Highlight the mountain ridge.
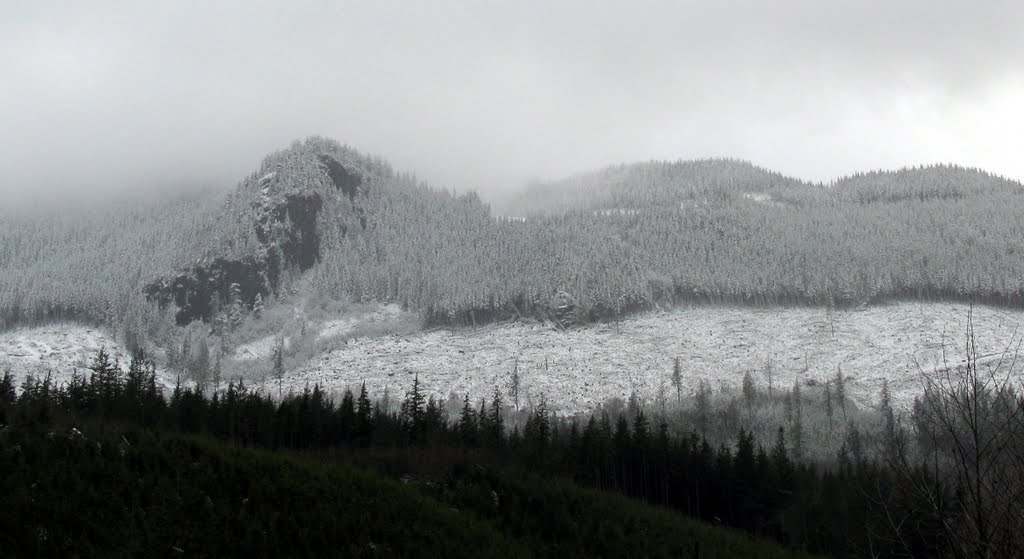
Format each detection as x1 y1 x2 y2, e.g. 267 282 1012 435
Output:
499 158 1024 216
3 135 1024 348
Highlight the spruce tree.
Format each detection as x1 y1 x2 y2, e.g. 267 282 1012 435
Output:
355 382 373 446
0 369 16 422
228 283 245 330
272 337 285 399
339 389 356 442
489 388 505 446
742 371 757 408
671 357 682 405
179 333 192 386
834 367 847 420
509 357 521 411
458 393 477 446
879 379 898 463
401 375 426 444
193 339 211 393
695 379 711 435
212 350 223 394
253 293 264 319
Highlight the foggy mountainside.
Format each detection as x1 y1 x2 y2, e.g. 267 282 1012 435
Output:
2 136 1023 346
9 2 1024 557
3 139 1024 559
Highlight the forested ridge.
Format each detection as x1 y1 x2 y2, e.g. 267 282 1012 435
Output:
2 137 1023 343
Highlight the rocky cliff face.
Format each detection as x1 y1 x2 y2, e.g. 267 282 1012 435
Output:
145 139 371 325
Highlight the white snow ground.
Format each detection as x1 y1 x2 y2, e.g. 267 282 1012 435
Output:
280 302 1024 415
0 323 179 391
2 303 1021 416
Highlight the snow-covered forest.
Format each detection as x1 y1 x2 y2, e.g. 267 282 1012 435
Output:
2 137 1023 345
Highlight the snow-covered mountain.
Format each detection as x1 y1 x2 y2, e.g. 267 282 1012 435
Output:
3 137 1024 410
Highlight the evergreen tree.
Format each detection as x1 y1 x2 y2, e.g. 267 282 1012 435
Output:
458 393 477 446
355 382 373 446
272 337 286 399
655 379 668 420
695 379 711 434
509 357 521 411
489 389 505 446
339 389 356 442
193 338 211 393
742 371 757 408
671 357 682 405
253 292 264 319
835 367 847 420
633 406 649 447
89 347 120 413
790 381 803 462
179 333 192 385
227 283 245 330
212 350 223 394
879 379 898 464
770 427 791 484
0 369 15 406
477 398 492 444
401 375 426 444
627 389 641 422
0 369 15 423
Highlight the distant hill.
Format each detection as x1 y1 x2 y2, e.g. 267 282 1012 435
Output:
499 158 809 215
3 137 1024 357
830 164 1023 203
500 159 1022 215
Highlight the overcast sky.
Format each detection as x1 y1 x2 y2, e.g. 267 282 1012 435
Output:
2 1 1023 203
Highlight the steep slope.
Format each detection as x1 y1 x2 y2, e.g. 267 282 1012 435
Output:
4 139 1024 359
144 137 388 325
0 190 223 332
0 137 396 336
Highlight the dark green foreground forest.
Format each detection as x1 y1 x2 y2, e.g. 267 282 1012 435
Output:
0 371 812 558
1 427 820 558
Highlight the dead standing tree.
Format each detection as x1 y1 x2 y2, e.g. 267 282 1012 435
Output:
885 306 1024 558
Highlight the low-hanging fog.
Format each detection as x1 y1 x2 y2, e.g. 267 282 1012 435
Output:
2 0 1023 205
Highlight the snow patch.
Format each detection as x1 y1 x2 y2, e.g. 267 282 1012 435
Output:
0 323 178 392
317 304 402 341
233 334 283 362
742 192 784 207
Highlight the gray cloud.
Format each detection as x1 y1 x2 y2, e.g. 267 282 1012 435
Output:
2 0 1023 204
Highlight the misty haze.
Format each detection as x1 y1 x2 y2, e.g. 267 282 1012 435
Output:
2 2 1024 558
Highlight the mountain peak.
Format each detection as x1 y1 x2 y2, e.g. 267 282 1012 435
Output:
145 137 387 325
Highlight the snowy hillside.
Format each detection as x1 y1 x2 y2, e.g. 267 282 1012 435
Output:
265 302 1024 415
4 303 1021 417
0 324 179 391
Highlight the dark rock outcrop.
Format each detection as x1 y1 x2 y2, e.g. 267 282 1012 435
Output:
146 186 326 325
318 154 362 199
145 256 269 326
255 191 323 272
144 142 371 326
